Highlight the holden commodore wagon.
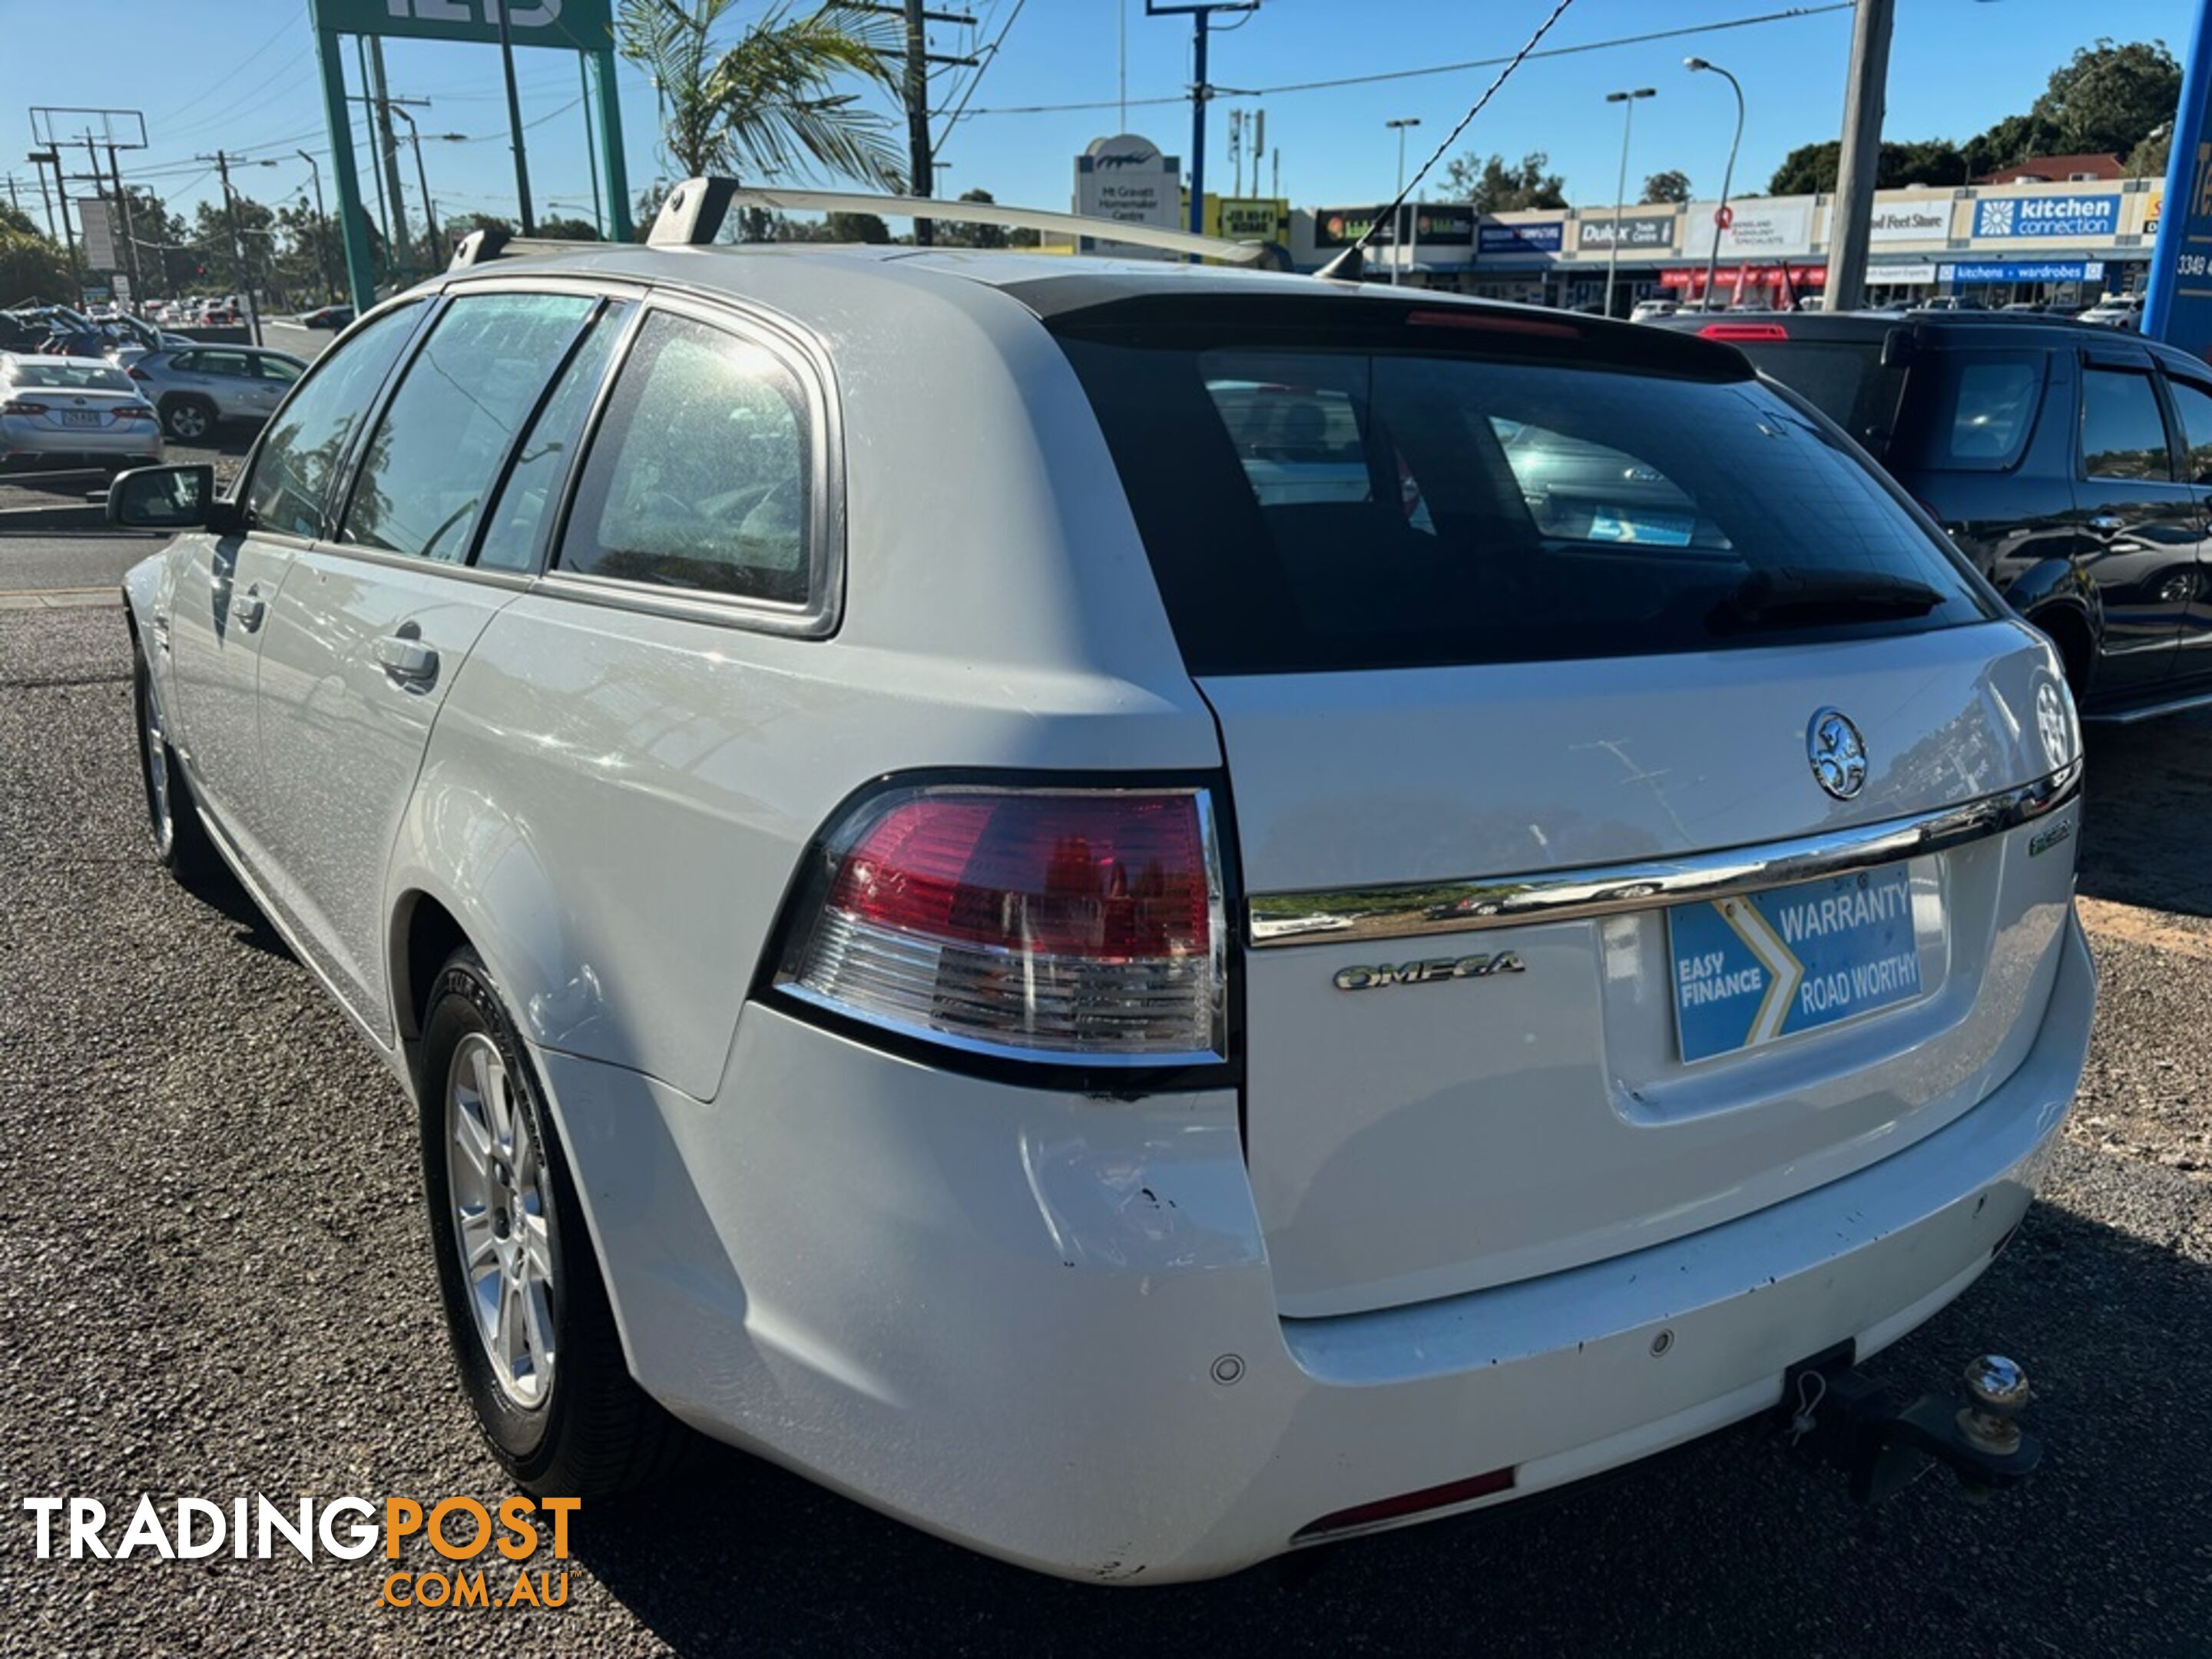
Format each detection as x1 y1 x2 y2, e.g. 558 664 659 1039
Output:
111 184 2093 1582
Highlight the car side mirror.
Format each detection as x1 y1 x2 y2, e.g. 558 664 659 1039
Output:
108 463 232 531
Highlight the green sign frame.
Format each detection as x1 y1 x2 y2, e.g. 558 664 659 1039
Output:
309 0 631 310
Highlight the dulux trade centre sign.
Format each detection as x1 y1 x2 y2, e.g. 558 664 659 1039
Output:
307 0 631 309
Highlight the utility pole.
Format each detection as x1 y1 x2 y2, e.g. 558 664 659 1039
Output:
387 106 447 271
494 0 536 234
104 143 147 308
299 150 335 303
1385 118 1419 286
365 39 413 273
1145 2 1259 240
1824 0 1896 314
903 0 934 243
27 147 81 300
201 151 263 345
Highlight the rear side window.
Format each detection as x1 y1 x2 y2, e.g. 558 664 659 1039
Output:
247 301 426 538
475 303 630 572
556 310 815 607
2081 366 2174 481
1892 350 2047 472
339 291 594 563
1058 333 1991 675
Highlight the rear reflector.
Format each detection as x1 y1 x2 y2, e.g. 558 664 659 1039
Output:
1293 1465 1518 1541
779 785 1225 1063
1698 323 1790 341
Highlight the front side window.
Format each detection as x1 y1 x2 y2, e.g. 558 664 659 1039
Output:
339 291 595 563
556 310 813 605
245 301 426 538
2081 366 2174 482
256 354 303 386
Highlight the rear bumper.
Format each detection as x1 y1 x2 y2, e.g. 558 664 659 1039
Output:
535 909 2092 1583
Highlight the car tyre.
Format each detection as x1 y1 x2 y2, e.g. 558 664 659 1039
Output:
161 396 214 442
419 948 686 1498
132 638 218 886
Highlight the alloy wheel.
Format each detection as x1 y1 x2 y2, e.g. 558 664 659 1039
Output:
445 1031 557 1410
167 402 209 440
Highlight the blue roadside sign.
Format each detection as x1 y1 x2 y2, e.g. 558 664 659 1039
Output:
2143 2 2212 356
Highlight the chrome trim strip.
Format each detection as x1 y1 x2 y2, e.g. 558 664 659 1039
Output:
1246 761 2082 948
2083 687 2212 725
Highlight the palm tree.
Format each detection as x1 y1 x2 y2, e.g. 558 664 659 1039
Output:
619 0 906 193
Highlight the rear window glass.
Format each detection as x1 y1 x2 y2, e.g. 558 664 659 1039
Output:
1893 349 2048 472
1057 335 1991 675
1729 339 1906 455
8 361 132 393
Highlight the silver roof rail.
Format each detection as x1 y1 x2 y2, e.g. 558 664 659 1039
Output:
647 178 1286 267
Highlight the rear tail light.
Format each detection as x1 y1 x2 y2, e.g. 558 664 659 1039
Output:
1698 322 1790 341
127 366 151 380
1 400 49 416
776 784 1225 1063
116 404 157 422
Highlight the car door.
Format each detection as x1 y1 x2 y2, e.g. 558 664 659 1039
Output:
2157 366 2212 682
244 351 302 421
251 286 614 1040
2073 346 2197 696
164 303 430 858
185 349 258 420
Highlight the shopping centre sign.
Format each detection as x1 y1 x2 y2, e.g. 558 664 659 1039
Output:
1972 193 2120 241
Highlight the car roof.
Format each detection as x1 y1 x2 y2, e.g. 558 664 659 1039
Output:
1651 306 2197 367
426 240 1750 379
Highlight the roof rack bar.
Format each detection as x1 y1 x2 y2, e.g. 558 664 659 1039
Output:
645 177 1280 267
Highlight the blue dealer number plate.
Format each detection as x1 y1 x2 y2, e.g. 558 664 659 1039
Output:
1668 865 1925 1063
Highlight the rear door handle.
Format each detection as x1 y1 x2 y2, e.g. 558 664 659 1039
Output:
233 584 267 631
2087 513 2127 533
374 634 439 687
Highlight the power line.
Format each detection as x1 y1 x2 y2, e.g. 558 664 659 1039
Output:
959 2 1852 114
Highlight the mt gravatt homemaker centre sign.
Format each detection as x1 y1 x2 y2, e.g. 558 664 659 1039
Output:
1076 134 1181 260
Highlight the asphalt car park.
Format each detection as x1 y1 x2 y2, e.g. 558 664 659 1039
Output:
0 572 2205 1653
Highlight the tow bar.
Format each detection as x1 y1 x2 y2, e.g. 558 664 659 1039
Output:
1777 1346 2040 1503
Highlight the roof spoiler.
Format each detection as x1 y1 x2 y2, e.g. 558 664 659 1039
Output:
646 179 1293 270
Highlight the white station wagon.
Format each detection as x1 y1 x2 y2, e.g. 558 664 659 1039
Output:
114 184 2092 1581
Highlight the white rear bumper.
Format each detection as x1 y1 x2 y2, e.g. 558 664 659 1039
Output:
535 910 2092 1583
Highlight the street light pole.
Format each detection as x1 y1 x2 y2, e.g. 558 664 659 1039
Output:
297 151 334 304
1604 88 1655 319
1686 57 1745 310
1386 117 1420 286
387 106 445 272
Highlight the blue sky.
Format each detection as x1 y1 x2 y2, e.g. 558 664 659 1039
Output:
0 0 2192 239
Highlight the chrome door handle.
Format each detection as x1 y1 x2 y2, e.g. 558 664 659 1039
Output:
374 635 439 687
2087 513 2126 533
233 585 267 631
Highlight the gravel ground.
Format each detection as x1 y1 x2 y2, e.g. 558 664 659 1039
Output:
0 604 2207 1657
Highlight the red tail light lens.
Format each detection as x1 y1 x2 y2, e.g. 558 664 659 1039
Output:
115 404 157 422
127 366 151 379
1698 322 1790 341
780 786 1224 1061
1 400 50 416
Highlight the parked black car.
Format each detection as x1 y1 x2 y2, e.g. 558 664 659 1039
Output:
1661 310 2212 718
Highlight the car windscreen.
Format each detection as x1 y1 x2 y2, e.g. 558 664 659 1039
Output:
6 362 134 393
1054 329 1992 676
1724 339 1906 458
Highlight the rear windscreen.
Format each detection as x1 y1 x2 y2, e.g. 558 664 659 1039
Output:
1727 339 1906 455
1056 334 1992 675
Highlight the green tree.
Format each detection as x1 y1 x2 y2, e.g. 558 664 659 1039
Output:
536 215 603 240
938 186 1007 249
1440 150 1567 212
618 0 905 190
1639 169 1690 204
823 209 889 243
2127 126 2173 177
1767 137 1969 194
2031 38 2181 155
0 215 71 303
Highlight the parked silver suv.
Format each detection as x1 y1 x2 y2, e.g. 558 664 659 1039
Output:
126 346 307 441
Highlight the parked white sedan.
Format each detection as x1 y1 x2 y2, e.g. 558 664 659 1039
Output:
113 187 2093 1582
0 353 163 475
